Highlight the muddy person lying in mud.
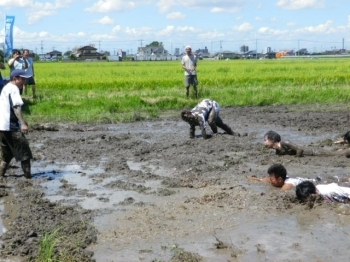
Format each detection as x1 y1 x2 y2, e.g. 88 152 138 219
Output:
264 130 350 157
181 98 239 139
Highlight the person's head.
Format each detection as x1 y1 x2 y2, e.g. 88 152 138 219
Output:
264 130 281 148
12 50 21 59
343 131 350 144
181 110 198 125
185 46 192 55
296 181 317 202
10 69 31 88
267 164 287 187
23 49 30 58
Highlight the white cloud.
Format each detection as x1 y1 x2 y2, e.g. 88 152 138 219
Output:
0 0 32 7
157 26 175 36
258 27 288 35
176 26 197 32
211 7 241 13
28 10 56 24
85 0 136 13
166 12 185 19
124 26 154 36
233 22 253 32
255 16 263 21
157 0 175 13
112 25 122 34
95 16 114 25
77 32 86 37
294 20 334 34
198 31 225 40
276 0 325 10
287 22 296 27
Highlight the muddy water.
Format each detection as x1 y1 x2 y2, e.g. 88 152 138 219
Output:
1 104 350 261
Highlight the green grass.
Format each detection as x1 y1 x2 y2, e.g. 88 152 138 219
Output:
16 58 350 123
35 228 60 262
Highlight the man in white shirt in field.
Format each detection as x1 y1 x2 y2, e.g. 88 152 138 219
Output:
0 69 33 179
181 46 198 98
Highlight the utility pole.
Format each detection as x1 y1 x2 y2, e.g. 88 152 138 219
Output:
256 39 258 59
41 41 43 56
98 41 101 52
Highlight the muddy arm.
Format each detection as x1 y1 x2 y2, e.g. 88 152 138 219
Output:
13 106 28 134
282 141 304 157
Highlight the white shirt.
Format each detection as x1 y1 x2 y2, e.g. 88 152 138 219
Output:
181 54 198 75
316 183 350 199
8 58 25 71
0 82 23 131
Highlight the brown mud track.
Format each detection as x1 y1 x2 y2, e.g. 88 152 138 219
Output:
1 103 350 262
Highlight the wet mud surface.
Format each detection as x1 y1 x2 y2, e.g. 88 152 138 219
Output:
1 103 350 261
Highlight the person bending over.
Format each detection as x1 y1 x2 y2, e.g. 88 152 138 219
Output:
181 99 237 139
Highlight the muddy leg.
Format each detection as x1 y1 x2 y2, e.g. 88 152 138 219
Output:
21 159 31 179
216 116 239 136
194 85 198 98
186 86 190 98
208 107 218 134
190 125 195 139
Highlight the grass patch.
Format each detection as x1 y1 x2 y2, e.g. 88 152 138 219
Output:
18 59 350 123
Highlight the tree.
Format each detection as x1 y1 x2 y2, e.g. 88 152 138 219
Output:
146 41 163 47
64 50 72 56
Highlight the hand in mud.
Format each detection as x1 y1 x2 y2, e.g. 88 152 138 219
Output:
247 176 261 181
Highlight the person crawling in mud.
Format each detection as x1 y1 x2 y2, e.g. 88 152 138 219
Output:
264 130 348 157
296 180 350 203
334 131 350 145
181 99 238 139
248 163 317 190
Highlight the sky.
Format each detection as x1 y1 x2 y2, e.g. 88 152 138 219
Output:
0 0 349 55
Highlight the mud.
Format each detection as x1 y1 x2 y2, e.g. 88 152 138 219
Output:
1 103 350 261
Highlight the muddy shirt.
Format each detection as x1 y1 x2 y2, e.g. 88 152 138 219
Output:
276 141 303 157
191 99 220 129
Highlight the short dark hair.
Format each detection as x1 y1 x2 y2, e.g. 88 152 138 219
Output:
267 164 287 181
264 130 281 143
12 49 21 55
296 181 316 201
344 131 350 143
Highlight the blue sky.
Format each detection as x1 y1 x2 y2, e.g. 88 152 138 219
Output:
0 0 349 55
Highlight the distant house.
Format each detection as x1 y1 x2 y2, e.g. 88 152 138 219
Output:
138 46 168 58
74 45 102 60
221 50 239 59
195 46 210 58
47 50 62 58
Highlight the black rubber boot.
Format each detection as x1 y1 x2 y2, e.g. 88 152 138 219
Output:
21 159 31 179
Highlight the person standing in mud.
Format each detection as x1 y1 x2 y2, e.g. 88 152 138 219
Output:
0 69 33 179
182 46 198 98
181 99 237 139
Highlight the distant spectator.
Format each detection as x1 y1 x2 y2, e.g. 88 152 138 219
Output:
181 46 198 98
22 49 37 98
8 50 24 72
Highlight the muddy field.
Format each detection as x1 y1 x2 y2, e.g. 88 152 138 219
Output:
1 103 350 262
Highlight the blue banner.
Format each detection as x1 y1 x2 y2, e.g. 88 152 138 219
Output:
5 15 15 57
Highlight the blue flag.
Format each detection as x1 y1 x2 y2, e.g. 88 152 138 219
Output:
5 15 15 57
